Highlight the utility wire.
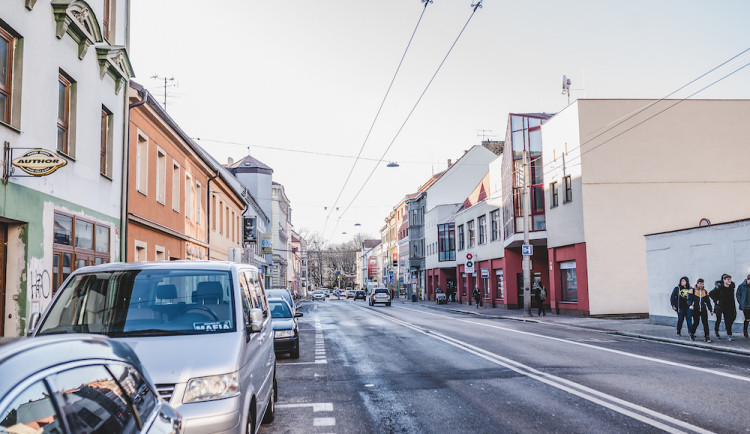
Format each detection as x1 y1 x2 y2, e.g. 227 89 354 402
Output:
330 0 484 238
323 0 434 237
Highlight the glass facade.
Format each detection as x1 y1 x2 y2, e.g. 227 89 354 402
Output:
437 223 455 262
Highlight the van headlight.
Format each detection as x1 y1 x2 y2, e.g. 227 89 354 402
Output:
183 372 240 403
275 330 295 338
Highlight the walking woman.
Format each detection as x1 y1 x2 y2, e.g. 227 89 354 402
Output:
670 276 693 336
710 274 737 341
687 278 713 342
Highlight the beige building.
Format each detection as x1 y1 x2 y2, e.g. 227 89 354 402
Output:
542 99 750 315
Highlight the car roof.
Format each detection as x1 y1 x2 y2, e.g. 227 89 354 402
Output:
69 260 259 274
267 297 292 309
0 335 144 398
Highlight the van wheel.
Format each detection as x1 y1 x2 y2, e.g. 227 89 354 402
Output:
291 344 300 359
262 377 276 424
247 398 257 434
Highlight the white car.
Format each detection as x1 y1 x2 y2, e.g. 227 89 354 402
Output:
369 288 391 306
312 290 326 301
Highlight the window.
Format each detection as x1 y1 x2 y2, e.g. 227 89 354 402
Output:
102 0 112 41
172 163 180 211
108 363 159 425
564 175 572 203
100 107 112 177
211 195 217 230
0 27 15 125
136 132 148 194
156 149 166 204
490 210 501 241
155 245 165 261
467 220 475 248
219 201 224 234
495 269 504 300
195 182 202 224
478 215 487 244
52 212 110 293
185 173 193 220
437 223 455 261
0 381 61 431
550 181 558 208
134 240 147 261
457 224 464 251
560 261 577 301
57 73 72 155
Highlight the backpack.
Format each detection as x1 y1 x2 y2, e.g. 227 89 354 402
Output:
539 287 547 301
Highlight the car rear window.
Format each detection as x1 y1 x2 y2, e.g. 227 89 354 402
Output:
374 289 389 294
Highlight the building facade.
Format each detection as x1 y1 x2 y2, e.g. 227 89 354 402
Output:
1 0 133 336
271 181 291 288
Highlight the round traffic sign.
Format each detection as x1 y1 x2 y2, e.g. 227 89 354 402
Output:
466 261 473 268
466 253 473 260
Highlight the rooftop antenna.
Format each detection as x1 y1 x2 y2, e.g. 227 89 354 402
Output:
151 75 176 110
562 75 572 105
475 129 496 141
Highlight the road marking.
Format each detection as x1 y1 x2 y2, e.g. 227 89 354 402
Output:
313 417 336 426
396 306 750 383
366 308 713 434
276 402 333 412
314 318 327 363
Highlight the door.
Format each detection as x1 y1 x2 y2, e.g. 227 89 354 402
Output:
516 272 541 308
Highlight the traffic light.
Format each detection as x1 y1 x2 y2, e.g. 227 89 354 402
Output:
243 217 256 244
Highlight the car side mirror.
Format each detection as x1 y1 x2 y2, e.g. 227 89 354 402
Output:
28 312 41 335
247 308 265 333
295 312 303 318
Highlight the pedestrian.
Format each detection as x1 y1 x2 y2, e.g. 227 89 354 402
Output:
473 286 481 308
670 276 693 336
532 279 547 316
709 274 737 341
687 278 713 342
735 273 750 339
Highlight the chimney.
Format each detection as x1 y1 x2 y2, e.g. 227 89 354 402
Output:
228 157 234 165
447 159 452 168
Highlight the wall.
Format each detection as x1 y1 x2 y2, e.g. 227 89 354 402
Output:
646 219 750 329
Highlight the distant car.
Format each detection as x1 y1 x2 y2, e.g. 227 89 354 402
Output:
324 289 330 297
268 298 302 358
0 334 183 433
267 288 296 312
346 288 356 298
354 290 366 300
369 288 391 306
312 290 326 301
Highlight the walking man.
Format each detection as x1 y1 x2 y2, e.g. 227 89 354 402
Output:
710 274 737 341
687 278 713 342
736 273 750 339
533 279 547 316
473 286 481 309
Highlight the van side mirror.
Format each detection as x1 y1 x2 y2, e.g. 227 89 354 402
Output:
294 312 303 318
247 308 264 333
28 312 41 335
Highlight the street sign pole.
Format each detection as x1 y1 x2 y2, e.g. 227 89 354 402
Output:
523 150 532 317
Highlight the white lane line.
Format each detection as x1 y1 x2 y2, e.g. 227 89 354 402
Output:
313 417 336 426
276 402 333 412
280 360 327 365
367 309 712 434
396 306 750 383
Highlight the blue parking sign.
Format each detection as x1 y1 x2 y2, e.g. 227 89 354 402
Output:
522 245 533 256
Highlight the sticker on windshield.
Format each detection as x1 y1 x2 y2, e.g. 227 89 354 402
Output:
193 321 231 331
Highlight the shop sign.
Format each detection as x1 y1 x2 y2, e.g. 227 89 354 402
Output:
261 234 273 254
12 149 67 176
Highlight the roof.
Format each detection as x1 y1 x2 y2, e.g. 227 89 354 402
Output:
459 172 490 212
362 239 380 249
645 217 750 237
229 154 273 173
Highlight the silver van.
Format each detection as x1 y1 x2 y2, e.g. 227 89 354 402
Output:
30 261 276 434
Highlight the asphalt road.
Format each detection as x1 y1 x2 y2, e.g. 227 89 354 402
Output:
260 297 750 434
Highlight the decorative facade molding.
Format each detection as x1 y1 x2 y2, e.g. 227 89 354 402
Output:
52 0 103 59
96 46 134 94
25 0 38 10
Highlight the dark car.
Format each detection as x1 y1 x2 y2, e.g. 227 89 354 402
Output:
269 298 303 358
354 290 366 300
0 334 182 433
267 288 296 313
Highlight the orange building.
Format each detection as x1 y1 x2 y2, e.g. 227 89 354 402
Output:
126 82 245 262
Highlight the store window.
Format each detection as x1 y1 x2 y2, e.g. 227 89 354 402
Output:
52 212 110 293
560 261 577 302
495 269 504 300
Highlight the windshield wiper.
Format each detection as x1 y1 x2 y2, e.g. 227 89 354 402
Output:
109 329 198 337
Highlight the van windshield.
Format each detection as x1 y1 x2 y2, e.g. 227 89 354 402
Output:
37 269 236 337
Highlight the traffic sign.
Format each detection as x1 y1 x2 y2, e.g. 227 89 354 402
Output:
522 244 533 256
480 268 489 278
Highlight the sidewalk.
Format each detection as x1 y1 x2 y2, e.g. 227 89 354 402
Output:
394 297 750 356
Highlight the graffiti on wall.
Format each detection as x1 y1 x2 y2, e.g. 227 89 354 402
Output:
28 257 53 312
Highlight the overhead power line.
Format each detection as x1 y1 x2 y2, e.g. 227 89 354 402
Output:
329 0 484 238
323 0 434 237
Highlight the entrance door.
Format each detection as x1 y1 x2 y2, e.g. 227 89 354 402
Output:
516 272 541 309
0 223 6 336
446 278 456 301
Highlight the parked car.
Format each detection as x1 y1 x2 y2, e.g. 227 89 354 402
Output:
354 290 366 300
346 288 357 298
0 334 182 433
30 261 277 434
268 298 302 358
267 288 296 313
369 288 391 306
312 290 326 301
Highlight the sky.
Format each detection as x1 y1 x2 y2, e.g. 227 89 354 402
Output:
129 0 750 244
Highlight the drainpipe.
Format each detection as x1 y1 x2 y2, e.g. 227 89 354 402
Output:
206 172 219 260
122 88 149 262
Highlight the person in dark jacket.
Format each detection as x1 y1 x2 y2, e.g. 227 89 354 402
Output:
670 276 692 336
710 274 737 341
687 278 713 342
736 274 750 339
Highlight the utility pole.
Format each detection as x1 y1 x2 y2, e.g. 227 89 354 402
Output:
522 150 532 317
150 75 175 110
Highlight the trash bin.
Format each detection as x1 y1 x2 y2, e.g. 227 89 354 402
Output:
412 294 417 302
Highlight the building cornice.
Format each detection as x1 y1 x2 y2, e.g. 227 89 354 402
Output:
52 0 103 59
128 213 208 247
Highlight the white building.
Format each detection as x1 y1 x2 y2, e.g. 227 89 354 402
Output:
1 0 133 336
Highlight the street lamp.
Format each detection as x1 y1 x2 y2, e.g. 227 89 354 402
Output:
386 162 399 168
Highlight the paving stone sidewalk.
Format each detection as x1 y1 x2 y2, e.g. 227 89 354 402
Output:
394 297 750 356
